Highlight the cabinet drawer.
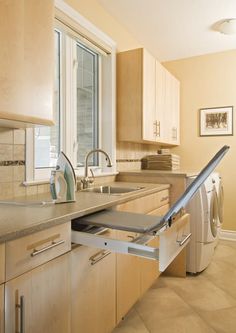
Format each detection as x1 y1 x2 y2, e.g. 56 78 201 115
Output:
159 214 190 271
0 244 5 284
6 223 71 280
115 189 169 214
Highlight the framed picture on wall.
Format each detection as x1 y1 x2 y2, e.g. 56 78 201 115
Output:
199 106 233 136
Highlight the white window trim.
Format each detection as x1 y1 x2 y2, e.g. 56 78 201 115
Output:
25 0 117 184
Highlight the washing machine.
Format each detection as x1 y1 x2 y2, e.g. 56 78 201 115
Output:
212 173 224 244
186 172 221 274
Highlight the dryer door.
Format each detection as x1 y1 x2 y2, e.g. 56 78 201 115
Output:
218 180 224 226
210 186 219 238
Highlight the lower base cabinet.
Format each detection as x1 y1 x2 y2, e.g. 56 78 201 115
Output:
0 285 3 333
5 253 70 333
71 230 116 333
116 231 141 323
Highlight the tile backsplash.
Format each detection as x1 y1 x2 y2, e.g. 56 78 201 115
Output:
0 128 49 200
116 141 159 171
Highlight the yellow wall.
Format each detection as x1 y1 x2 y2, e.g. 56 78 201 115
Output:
64 0 140 51
164 50 236 231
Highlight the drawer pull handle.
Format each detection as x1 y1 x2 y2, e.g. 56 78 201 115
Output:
160 196 169 202
177 233 191 247
16 295 25 333
31 240 65 257
89 250 111 265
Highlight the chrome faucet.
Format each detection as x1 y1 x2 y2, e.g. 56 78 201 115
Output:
81 149 113 189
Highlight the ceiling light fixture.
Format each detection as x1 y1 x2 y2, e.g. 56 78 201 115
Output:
218 18 236 35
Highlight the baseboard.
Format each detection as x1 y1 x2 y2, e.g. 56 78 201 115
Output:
220 229 236 241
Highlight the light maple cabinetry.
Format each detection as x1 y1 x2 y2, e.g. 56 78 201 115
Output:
116 230 141 322
0 285 3 333
71 229 116 333
117 48 180 145
0 0 54 127
4 223 71 333
115 189 170 323
5 253 70 333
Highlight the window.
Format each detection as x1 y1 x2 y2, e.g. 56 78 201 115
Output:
76 42 99 167
34 30 61 169
26 4 116 183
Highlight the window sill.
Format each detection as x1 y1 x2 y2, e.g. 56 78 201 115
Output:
23 171 119 187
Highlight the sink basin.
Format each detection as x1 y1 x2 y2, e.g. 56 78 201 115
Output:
83 185 145 195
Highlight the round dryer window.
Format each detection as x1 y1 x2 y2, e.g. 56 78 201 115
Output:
210 187 219 238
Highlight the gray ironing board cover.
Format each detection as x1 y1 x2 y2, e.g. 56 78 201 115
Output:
76 145 229 234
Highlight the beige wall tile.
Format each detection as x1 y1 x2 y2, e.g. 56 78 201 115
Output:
0 182 13 199
13 182 26 198
13 145 25 161
0 128 13 144
13 166 25 182
13 129 26 145
0 144 13 161
37 184 50 194
0 166 13 182
26 185 38 197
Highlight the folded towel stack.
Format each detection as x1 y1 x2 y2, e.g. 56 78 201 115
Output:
141 153 180 170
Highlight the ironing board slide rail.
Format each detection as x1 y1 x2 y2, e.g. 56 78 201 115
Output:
71 230 159 260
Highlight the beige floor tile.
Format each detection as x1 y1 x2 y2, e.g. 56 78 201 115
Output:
213 242 236 268
202 260 236 299
113 309 150 333
198 307 236 333
147 313 216 333
135 287 193 326
159 274 236 311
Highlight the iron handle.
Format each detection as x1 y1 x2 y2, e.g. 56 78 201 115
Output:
177 233 191 246
31 240 65 257
89 250 111 265
16 295 24 333
153 120 160 137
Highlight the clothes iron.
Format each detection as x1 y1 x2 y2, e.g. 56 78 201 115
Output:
50 152 76 203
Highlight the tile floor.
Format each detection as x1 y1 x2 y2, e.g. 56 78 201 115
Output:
113 240 236 333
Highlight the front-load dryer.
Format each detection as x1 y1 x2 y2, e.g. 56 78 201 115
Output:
186 172 220 273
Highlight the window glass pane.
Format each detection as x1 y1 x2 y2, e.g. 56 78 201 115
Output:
35 30 61 168
76 43 99 167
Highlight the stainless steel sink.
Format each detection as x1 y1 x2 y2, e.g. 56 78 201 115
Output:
83 185 145 195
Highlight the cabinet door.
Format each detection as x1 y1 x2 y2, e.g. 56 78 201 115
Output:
0 0 54 126
142 49 157 142
5 254 70 333
170 75 180 145
0 285 3 333
156 60 167 142
140 204 169 295
116 230 141 323
71 230 116 333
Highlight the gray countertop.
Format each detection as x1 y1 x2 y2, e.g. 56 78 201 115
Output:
118 169 199 178
0 182 169 243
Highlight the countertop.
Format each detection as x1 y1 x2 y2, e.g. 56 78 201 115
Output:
0 182 169 243
118 169 199 178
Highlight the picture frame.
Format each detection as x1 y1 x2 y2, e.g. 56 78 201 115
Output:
199 106 233 136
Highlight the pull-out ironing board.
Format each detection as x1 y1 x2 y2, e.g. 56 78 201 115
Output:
71 146 229 271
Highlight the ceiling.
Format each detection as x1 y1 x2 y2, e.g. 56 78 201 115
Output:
98 0 236 61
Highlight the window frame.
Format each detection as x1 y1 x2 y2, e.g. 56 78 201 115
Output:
25 0 116 183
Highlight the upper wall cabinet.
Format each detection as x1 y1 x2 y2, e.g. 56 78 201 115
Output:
0 0 54 128
117 48 180 146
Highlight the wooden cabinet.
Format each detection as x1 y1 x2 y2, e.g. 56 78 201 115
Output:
156 62 180 144
116 230 141 323
115 189 169 322
0 285 3 333
71 229 116 333
0 0 54 127
117 48 180 145
5 253 71 333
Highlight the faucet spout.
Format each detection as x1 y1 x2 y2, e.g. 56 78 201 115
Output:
82 149 113 188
